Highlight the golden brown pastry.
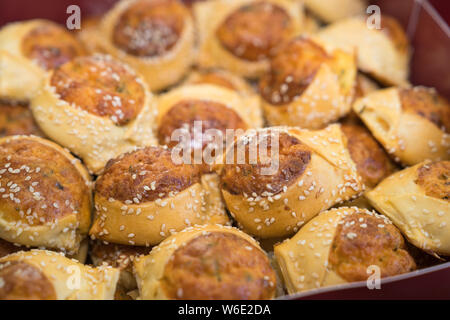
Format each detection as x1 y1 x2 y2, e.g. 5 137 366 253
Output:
303 0 367 23
274 207 416 294
156 84 262 171
0 135 92 254
218 125 364 239
31 54 157 174
194 0 304 78
90 241 152 295
259 37 356 129
0 20 85 99
341 122 396 189
318 15 410 86
90 146 229 246
95 0 195 91
134 224 277 299
366 161 450 256
0 250 119 300
0 99 44 138
353 86 450 166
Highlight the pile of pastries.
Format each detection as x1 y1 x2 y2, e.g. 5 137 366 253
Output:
0 0 448 300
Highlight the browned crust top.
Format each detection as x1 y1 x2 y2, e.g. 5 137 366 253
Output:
399 87 450 133
0 137 90 226
50 55 145 125
329 212 416 282
161 231 276 299
22 21 85 70
216 2 292 62
415 161 449 200
95 146 201 203
220 131 311 196
113 0 187 57
259 37 329 105
0 260 56 300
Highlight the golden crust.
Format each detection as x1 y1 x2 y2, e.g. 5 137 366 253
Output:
194 0 304 78
0 100 44 138
399 87 450 134
31 54 157 174
156 84 263 171
317 15 410 86
50 55 145 126
21 21 85 71
90 146 230 246
415 161 449 200
366 161 450 255
157 99 248 147
95 146 201 203
112 0 185 58
0 250 120 300
353 87 450 166
341 122 395 189
134 224 277 300
329 212 416 282
221 132 311 195
96 0 195 91
161 231 276 299
260 37 356 129
274 207 414 294
216 2 294 62
0 260 56 300
0 135 92 253
0 20 85 100
218 125 364 238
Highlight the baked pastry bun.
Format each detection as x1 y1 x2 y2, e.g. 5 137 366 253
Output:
0 20 85 98
303 0 367 23
353 86 450 166
95 0 195 91
90 146 229 246
259 37 356 129
183 69 256 96
194 0 304 79
31 54 157 174
218 125 364 239
0 99 44 138
156 84 262 171
134 224 277 299
0 135 92 254
318 15 410 86
90 241 151 296
366 161 450 256
0 250 119 300
274 207 416 294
